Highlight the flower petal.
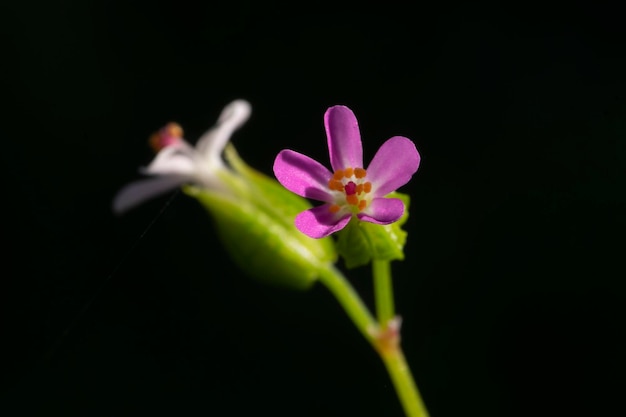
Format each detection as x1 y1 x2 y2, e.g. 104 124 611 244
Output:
112 175 188 214
197 99 252 166
273 150 334 202
324 105 363 171
295 205 352 238
366 136 420 197
357 197 404 225
142 142 199 177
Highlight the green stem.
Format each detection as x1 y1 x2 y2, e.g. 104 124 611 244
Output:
380 347 431 417
373 259 395 325
317 265 377 343
317 265 430 417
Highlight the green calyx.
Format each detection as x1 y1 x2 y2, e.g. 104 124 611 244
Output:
185 144 336 290
335 192 410 269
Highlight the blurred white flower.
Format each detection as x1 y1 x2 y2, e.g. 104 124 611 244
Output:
113 99 251 214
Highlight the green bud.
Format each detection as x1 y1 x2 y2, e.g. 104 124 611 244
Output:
185 144 337 290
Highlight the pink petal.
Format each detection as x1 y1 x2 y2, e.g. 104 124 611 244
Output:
366 136 420 197
295 205 352 238
324 105 363 171
357 197 404 225
273 150 334 202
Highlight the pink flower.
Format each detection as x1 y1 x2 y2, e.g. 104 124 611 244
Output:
273 105 420 239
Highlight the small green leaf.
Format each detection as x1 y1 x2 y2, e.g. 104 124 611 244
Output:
335 192 410 268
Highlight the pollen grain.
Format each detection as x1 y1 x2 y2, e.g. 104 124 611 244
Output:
328 179 344 191
333 170 344 180
354 168 367 178
346 194 359 206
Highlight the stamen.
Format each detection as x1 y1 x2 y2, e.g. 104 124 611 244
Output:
149 133 161 152
149 122 183 152
346 194 359 205
327 168 372 213
333 170 344 180
328 179 344 191
354 167 367 178
165 122 183 138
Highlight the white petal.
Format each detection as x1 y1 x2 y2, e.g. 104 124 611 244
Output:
196 100 252 165
142 142 199 177
112 176 188 214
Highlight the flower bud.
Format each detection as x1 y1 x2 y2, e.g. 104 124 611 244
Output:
186 145 337 290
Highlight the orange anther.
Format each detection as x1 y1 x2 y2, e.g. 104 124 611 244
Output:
333 170 344 180
149 132 162 152
358 200 367 210
165 122 183 138
328 180 344 191
329 204 341 213
344 167 354 178
354 167 367 178
149 122 183 152
363 182 372 193
356 184 364 194
346 194 359 205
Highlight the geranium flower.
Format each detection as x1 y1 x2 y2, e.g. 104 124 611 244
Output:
273 105 420 239
113 99 251 213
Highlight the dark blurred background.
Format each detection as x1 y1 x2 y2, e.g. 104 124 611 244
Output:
1 1 624 416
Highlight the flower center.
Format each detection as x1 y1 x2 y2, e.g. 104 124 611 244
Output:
149 122 184 152
327 167 372 213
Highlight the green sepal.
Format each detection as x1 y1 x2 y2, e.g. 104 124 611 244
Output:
335 192 410 269
185 145 337 290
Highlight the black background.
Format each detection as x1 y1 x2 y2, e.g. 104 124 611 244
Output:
1 2 625 416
